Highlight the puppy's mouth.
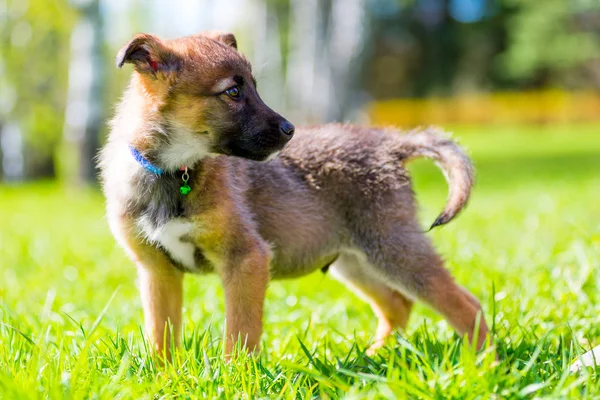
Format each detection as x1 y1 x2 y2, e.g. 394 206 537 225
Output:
221 142 279 161
212 132 289 161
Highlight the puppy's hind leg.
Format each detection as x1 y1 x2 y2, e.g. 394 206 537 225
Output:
363 229 491 351
330 252 414 355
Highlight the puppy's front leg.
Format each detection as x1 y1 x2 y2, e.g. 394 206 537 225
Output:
220 246 270 357
137 261 183 360
113 217 184 360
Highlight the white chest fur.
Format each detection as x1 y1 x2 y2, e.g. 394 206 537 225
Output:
138 217 196 270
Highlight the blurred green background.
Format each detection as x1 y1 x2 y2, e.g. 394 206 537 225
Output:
0 0 599 182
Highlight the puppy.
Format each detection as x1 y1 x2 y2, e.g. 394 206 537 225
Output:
99 31 490 358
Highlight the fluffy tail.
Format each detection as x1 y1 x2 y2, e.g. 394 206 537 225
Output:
395 128 474 229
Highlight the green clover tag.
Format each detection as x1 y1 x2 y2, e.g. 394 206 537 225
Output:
180 184 191 195
179 166 191 195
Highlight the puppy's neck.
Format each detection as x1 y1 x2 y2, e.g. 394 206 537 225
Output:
112 75 210 172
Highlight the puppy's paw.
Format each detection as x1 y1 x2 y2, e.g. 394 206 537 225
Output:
366 341 386 357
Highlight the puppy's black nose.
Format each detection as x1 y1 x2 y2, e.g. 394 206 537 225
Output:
279 120 295 138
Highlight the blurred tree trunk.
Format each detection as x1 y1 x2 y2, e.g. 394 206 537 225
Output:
0 123 4 180
326 0 368 121
285 0 369 124
286 0 320 123
253 0 285 114
0 128 4 182
0 121 24 181
63 0 104 185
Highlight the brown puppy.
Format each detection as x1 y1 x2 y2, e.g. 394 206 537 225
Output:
99 31 490 358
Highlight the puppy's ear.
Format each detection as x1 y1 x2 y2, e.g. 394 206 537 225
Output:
204 31 238 49
116 33 180 74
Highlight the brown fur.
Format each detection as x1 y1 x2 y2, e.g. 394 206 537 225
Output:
100 31 490 359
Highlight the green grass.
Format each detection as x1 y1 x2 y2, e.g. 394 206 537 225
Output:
1 123 599 399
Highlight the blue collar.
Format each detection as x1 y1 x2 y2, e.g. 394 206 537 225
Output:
129 145 164 176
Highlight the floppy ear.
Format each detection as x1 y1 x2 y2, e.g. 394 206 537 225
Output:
116 33 180 74
203 31 237 49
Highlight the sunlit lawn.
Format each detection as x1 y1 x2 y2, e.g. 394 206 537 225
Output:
0 123 599 398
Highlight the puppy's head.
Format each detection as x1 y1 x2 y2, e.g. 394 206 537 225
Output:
116 32 294 168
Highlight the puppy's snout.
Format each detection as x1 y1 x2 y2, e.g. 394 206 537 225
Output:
279 120 295 139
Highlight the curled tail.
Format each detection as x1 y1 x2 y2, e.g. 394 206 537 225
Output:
395 128 474 229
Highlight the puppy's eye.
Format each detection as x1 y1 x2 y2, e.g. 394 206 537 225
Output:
225 86 241 99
